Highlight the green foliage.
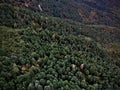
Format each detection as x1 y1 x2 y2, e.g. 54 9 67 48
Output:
0 26 120 89
0 2 120 90
0 48 7 56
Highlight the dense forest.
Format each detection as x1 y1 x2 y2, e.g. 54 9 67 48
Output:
1 0 120 26
0 1 120 90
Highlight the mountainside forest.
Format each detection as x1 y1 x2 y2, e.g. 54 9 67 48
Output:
0 0 120 90
2 0 120 27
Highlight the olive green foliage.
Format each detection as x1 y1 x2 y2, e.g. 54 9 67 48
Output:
105 43 120 66
2 0 120 27
0 26 120 90
0 3 120 90
0 4 17 27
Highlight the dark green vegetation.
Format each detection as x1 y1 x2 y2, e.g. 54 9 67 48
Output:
1 0 120 27
0 2 120 90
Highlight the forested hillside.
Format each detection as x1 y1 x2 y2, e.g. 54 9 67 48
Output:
0 1 120 90
1 0 120 27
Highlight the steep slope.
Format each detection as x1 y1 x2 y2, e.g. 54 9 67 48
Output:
0 3 120 90
74 0 120 26
1 0 120 27
0 3 120 66
0 3 120 65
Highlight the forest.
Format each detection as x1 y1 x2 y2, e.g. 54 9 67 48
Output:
0 1 120 90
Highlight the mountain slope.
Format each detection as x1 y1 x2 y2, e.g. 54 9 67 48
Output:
0 0 120 64
0 2 120 65
0 3 120 90
2 0 120 27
